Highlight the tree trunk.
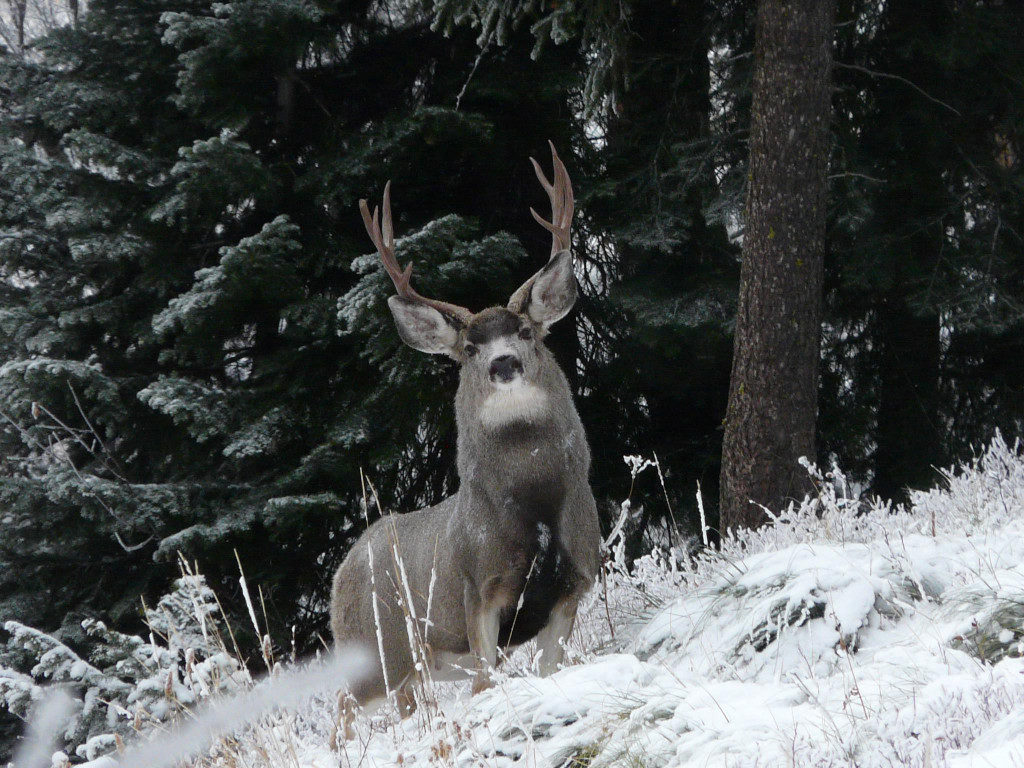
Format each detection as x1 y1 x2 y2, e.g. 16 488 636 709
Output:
719 0 836 530
12 0 28 53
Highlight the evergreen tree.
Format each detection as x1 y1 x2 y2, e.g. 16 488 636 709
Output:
0 0 213 636
1 572 244 762
823 0 1024 501
581 1 740 543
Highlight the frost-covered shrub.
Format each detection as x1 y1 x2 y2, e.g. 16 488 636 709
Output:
0 572 247 761
947 569 1024 663
629 539 909 681
622 435 1024 679
910 430 1024 533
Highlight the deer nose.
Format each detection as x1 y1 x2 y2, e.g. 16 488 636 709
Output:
489 354 523 383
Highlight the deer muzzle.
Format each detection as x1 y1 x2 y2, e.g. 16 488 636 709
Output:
489 354 524 384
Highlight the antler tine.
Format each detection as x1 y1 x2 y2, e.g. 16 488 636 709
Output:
359 182 473 327
529 141 574 257
381 181 394 252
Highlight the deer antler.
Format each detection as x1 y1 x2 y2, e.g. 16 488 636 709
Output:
359 182 473 327
507 143 575 315
529 141 574 258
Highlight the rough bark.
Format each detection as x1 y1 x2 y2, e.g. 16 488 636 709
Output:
275 69 296 137
719 0 836 530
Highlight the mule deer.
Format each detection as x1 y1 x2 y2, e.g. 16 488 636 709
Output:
330 145 600 726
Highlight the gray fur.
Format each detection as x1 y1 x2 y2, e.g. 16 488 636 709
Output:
330 263 600 712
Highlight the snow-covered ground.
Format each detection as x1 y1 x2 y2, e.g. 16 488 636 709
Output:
54 434 1024 767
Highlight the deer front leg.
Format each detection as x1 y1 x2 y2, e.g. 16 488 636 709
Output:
396 678 418 717
332 691 358 747
465 583 501 695
535 594 579 677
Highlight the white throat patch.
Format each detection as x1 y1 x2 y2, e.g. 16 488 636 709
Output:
479 383 550 429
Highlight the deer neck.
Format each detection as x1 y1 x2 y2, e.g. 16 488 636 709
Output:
455 365 586 518
456 415 570 528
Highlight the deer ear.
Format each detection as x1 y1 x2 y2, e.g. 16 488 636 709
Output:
387 296 460 356
522 250 577 329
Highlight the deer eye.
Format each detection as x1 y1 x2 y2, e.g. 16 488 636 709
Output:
518 327 533 340
465 343 479 357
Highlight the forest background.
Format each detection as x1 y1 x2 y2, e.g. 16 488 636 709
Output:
0 0 1022 757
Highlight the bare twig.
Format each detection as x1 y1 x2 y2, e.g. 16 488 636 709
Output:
455 32 492 111
828 171 887 183
67 381 130 483
834 62 962 116
652 452 679 552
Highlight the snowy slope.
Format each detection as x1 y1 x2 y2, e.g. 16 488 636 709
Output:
66 433 1024 768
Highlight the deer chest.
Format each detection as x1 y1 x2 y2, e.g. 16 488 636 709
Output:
496 518 573 648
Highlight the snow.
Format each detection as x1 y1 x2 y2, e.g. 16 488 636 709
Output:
20 433 1024 768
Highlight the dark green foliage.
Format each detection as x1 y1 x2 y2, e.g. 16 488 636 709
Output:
582 1 741 542
824 0 1024 501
